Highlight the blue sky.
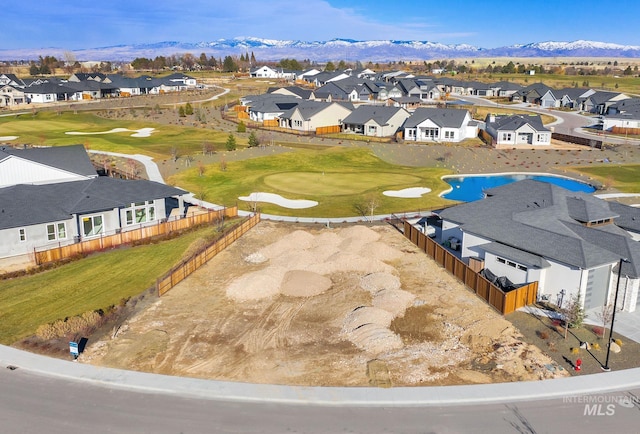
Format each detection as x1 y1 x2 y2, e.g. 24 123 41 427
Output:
6 0 640 49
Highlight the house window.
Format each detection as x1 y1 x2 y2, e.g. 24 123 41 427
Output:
18 228 26 242
501 133 512 141
368 125 377 134
444 131 454 139
82 215 104 237
422 128 439 138
496 256 527 272
126 201 156 225
46 222 67 241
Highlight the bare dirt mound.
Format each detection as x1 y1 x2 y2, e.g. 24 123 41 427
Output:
81 221 568 386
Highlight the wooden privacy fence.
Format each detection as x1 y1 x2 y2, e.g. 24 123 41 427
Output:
156 213 261 296
34 206 238 265
403 221 538 314
316 125 341 135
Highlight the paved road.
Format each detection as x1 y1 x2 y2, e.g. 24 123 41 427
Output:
2 366 640 434
461 95 640 146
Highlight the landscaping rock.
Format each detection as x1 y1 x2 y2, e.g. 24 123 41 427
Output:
610 341 621 353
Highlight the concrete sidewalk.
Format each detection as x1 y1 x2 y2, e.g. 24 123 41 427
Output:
2 344 640 406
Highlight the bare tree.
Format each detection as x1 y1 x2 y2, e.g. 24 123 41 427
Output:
560 292 586 340
595 303 614 339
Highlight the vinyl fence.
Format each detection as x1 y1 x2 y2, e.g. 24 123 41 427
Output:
156 213 260 296
34 207 238 265
403 221 538 314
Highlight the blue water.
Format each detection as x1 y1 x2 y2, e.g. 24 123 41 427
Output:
443 174 596 202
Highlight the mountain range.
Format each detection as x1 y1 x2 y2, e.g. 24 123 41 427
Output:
3 38 640 62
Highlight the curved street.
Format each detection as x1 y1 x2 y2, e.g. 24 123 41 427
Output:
4 87 640 432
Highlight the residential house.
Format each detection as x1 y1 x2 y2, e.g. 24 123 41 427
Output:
484 114 551 147
164 72 198 88
278 101 354 133
250 66 280 79
0 144 98 188
0 83 26 106
314 81 355 102
386 96 422 111
554 88 594 109
511 83 554 105
403 108 477 143
267 86 315 100
341 105 410 138
0 73 26 87
491 81 523 98
581 90 629 114
244 95 300 122
0 178 188 260
437 179 640 312
602 109 640 132
0 145 189 261
24 82 77 103
373 82 403 101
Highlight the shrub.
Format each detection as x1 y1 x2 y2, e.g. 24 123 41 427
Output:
615 338 623 346
591 342 601 351
592 325 604 337
536 330 549 340
571 347 580 354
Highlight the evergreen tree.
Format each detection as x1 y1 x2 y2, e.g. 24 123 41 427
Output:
237 121 246 133
223 56 238 72
185 102 194 115
178 106 186 117
225 133 237 151
325 61 336 72
248 131 259 148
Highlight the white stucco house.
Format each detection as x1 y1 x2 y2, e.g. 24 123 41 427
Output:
484 114 552 148
0 145 189 261
341 105 410 138
403 107 477 143
437 180 640 312
278 101 354 133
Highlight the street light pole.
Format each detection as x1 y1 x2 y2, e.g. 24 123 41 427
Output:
602 257 628 372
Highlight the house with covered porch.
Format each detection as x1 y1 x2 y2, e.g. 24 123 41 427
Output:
484 114 551 147
436 180 640 312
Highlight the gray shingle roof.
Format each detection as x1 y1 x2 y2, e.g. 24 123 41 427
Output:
487 114 550 132
342 105 405 126
438 180 632 271
404 107 469 129
0 178 187 230
0 144 97 178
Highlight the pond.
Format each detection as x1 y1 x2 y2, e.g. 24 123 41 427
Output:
442 173 596 202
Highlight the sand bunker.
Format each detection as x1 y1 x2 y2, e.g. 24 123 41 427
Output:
65 127 155 137
383 187 431 198
0 136 18 141
238 192 318 209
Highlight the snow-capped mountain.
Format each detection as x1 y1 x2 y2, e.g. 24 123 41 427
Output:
2 38 640 61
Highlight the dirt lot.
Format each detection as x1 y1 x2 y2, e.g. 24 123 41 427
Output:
80 221 567 386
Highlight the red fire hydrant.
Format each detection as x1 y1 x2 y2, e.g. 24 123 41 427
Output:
575 358 582 371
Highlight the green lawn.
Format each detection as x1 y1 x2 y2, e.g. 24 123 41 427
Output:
0 226 220 344
569 164 640 192
0 111 235 159
169 147 455 217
